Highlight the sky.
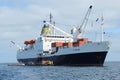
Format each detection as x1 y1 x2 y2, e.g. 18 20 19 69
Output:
0 0 120 63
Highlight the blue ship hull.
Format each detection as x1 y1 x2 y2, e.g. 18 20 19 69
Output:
17 51 107 66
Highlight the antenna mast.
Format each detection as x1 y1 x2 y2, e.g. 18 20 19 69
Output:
50 13 53 24
49 13 55 35
101 15 104 42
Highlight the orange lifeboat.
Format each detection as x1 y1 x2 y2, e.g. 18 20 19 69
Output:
24 40 35 45
30 40 35 44
24 41 30 45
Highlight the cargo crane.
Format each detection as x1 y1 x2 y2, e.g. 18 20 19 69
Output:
79 5 92 32
72 5 92 41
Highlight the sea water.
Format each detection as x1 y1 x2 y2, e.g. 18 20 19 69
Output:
0 62 120 80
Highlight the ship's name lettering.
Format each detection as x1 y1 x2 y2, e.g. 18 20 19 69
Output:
74 49 80 51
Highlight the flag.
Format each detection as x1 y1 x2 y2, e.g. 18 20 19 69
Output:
96 16 104 25
96 18 99 22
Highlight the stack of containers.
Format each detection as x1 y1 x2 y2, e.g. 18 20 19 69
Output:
73 38 88 47
63 42 73 48
51 42 63 47
77 38 88 46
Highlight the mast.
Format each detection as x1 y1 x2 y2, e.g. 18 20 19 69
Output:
49 13 55 35
50 13 53 24
101 15 104 42
53 21 55 35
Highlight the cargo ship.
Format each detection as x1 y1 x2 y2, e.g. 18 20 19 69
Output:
15 5 111 66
